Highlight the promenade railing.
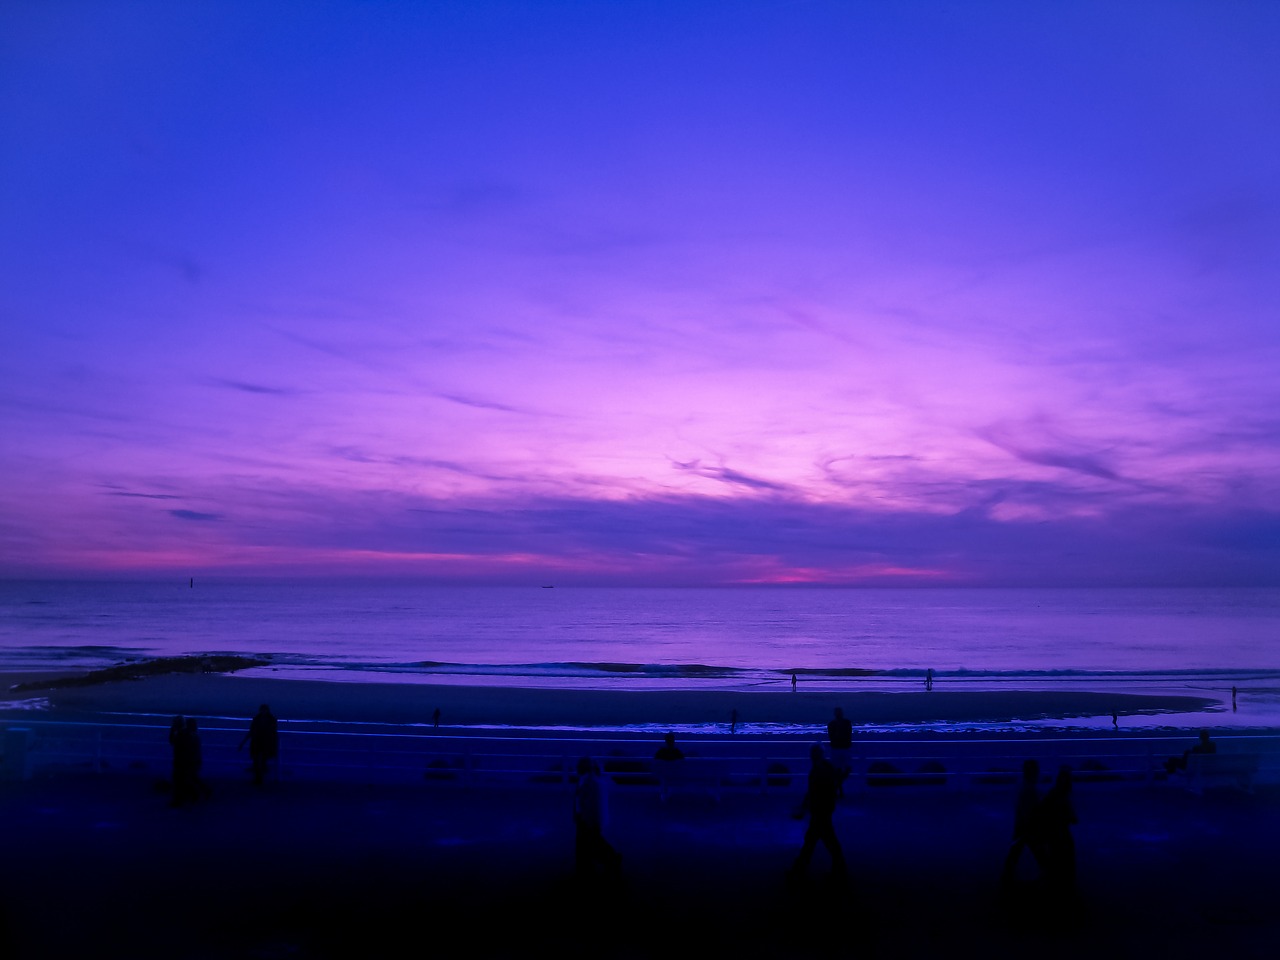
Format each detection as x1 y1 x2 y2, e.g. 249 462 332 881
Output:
4 718 1278 794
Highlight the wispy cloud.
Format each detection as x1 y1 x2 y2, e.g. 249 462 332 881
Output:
210 379 297 396
670 459 791 492
15 475 1259 586
329 446 514 482
436 393 529 415
169 509 223 522
977 421 1125 483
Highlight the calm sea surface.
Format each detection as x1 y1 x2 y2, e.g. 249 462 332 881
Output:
2 581 1277 686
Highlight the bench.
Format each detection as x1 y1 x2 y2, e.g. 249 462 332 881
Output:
1182 753 1259 795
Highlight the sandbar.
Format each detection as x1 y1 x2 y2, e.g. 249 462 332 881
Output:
7 671 1220 730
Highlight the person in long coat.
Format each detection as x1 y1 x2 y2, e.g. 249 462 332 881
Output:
239 703 279 786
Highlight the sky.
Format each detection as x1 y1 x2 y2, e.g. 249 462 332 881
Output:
2 1 1279 586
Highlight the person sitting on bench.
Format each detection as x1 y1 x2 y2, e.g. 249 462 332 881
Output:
654 732 685 762
1165 729 1215 774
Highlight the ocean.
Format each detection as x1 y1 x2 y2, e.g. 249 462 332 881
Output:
4 580 1279 730
2 579 1277 680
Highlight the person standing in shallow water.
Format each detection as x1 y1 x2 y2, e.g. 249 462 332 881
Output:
788 743 848 883
239 704 278 786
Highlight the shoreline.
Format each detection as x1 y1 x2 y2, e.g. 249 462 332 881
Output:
0 670 1245 733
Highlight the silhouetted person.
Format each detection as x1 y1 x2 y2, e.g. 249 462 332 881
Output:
1039 765 1078 900
827 708 853 795
573 757 621 880
1164 728 1215 774
171 717 206 806
788 743 847 883
1232 686 1238 711
730 709 738 734
654 732 684 762
791 673 798 693
1112 708 1118 730
432 707 441 728
1001 759 1044 890
168 715 185 798
925 668 934 691
239 703 278 786
189 717 210 799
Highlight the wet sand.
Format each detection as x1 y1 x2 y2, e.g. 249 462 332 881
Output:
5 670 1222 729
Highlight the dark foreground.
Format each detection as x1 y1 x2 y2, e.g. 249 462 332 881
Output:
1 772 1277 959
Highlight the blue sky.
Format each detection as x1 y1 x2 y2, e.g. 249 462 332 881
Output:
2 1 1279 583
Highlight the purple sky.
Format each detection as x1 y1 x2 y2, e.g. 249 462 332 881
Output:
3 1 1279 585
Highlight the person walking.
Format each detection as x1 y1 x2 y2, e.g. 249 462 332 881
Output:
171 717 207 806
573 757 622 880
167 715 186 803
788 743 848 883
1001 759 1044 890
826 708 853 796
1039 765 1078 900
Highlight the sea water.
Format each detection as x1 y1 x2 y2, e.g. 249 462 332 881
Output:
2 580 1277 685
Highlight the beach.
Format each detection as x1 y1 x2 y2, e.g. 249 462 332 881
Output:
1 774 1278 960
2 669 1278 958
